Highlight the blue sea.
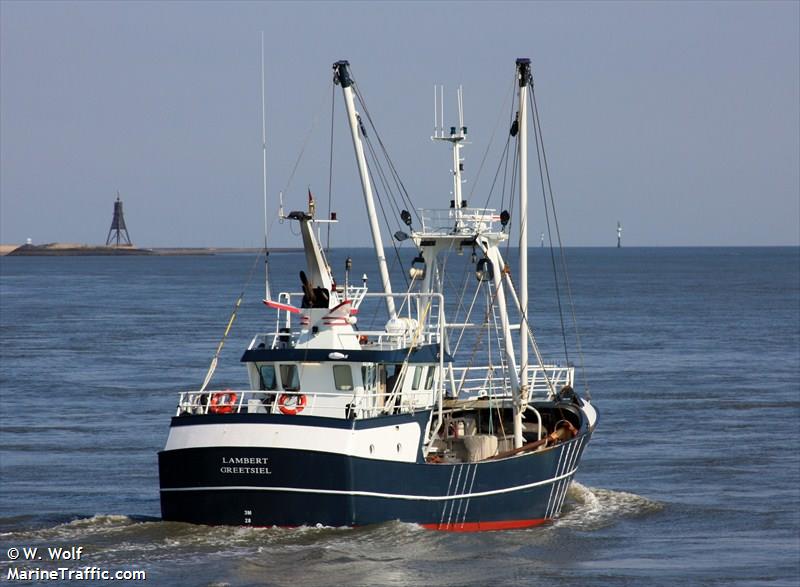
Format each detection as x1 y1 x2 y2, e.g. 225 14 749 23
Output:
1 247 798 586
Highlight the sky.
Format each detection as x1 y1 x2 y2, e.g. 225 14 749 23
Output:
1 1 798 248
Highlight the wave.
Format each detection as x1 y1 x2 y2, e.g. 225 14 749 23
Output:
555 481 663 530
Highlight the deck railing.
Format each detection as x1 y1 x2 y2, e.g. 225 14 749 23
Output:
175 389 437 419
177 363 572 420
451 364 574 399
418 208 501 236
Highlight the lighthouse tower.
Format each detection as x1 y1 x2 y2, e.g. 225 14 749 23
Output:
105 192 132 247
617 221 622 248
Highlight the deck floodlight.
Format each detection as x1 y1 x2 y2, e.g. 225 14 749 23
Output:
475 257 494 282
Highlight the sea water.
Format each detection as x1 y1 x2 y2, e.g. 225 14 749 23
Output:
1 247 798 586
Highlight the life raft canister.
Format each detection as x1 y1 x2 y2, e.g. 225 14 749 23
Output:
209 391 238 414
277 393 307 415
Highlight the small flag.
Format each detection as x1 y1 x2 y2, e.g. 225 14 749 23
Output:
308 187 315 216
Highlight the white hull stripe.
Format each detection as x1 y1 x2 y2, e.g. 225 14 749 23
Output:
544 441 568 518
544 435 585 519
160 466 578 501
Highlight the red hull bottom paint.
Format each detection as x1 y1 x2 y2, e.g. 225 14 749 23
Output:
421 518 550 532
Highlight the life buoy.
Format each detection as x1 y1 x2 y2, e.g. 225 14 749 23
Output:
209 391 238 414
278 393 307 415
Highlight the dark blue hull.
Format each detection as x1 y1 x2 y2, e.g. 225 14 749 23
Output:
159 418 591 530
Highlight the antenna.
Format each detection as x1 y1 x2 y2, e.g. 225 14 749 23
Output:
439 84 444 137
261 31 271 301
432 85 446 138
433 85 438 137
458 84 464 129
432 86 468 212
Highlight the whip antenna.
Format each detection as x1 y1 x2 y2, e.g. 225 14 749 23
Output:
261 31 272 301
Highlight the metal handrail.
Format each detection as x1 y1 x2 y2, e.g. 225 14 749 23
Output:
418 207 501 235
451 364 573 398
176 388 439 419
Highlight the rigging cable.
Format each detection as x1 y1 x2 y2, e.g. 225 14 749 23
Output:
352 80 420 224
488 289 508 440
530 87 570 364
280 86 330 204
469 74 517 220
529 83 590 398
502 268 557 398
364 145 410 290
199 250 264 392
326 82 336 251
504 134 520 258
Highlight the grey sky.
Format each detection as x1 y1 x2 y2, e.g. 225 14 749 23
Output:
1 1 798 247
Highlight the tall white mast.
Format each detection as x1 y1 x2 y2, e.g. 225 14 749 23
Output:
261 32 271 301
517 60 531 380
333 60 396 319
515 58 532 449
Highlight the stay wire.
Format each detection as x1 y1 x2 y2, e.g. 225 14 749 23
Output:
326 82 336 251
352 80 420 224
498 86 518 228
469 74 517 202
364 148 409 290
529 83 590 398
505 136 519 259
529 88 570 363
280 85 329 198
474 74 518 231
364 132 404 222
199 249 264 392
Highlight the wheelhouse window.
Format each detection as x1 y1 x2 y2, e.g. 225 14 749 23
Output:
333 365 354 391
425 365 436 390
259 364 277 391
279 364 300 391
411 366 424 390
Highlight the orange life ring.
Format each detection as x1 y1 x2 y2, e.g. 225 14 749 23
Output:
209 391 237 414
278 393 307 415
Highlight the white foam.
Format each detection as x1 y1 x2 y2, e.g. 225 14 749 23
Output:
555 481 663 530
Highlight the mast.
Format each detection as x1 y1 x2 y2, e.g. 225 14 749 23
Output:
433 86 467 224
261 32 271 301
333 60 396 319
515 58 532 448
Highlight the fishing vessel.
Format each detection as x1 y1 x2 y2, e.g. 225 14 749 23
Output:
159 58 598 530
